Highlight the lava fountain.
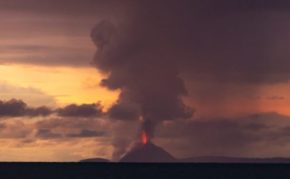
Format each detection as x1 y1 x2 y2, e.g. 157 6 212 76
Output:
141 130 149 145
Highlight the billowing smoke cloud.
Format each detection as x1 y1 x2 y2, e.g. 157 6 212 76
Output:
89 1 290 159
91 6 194 139
91 0 290 136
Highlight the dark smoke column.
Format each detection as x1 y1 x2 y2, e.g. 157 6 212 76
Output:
91 18 192 140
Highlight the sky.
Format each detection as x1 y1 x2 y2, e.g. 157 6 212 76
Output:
1 0 290 161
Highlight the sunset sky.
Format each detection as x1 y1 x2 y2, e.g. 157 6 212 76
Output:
2 0 290 161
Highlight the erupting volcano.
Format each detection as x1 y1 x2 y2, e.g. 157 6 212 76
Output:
119 129 175 163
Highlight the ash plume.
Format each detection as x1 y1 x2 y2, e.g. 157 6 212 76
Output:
91 0 290 159
91 8 193 139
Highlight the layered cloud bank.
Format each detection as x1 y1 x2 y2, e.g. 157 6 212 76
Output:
1 107 290 160
0 99 103 118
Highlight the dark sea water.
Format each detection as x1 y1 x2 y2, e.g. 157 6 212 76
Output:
0 162 290 178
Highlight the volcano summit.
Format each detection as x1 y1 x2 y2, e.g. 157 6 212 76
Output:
119 142 176 163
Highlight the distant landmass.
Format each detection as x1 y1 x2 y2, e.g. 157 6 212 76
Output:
179 156 290 163
79 158 110 163
80 142 290 163
81 156 290 163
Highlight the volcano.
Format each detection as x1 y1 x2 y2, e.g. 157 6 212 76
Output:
119 142 176 163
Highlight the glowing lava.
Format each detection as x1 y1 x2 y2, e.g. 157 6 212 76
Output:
141 130 149 145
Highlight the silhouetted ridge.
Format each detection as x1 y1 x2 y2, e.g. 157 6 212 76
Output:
179 156 290 163
79 158 110 163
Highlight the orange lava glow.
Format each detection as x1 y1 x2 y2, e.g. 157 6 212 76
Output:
141 131 148 144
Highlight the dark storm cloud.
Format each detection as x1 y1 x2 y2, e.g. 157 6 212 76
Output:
156 112 290 157
0 99 52 117
159 118 263 148
90 0 290 139
91 0 290 138
56 103 103 117
138 0 290 85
